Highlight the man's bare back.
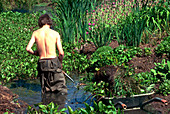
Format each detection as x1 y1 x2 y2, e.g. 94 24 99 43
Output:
26 24 64 63
26 14 67 94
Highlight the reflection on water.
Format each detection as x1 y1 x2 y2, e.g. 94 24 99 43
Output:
5 73 94 113
42 92 67 110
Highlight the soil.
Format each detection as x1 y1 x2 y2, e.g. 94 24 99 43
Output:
0 39 169 113
0 85 28 114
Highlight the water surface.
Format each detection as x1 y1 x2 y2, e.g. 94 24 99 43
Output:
6 73 94 113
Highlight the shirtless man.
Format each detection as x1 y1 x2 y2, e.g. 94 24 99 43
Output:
26 14 67 94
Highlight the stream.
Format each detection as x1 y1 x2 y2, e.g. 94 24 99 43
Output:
5 73 94 113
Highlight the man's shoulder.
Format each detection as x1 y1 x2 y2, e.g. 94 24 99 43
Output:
50 29 60 37
33 29 40 34
50 29 59 34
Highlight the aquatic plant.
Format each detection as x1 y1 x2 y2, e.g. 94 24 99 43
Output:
86 20 114 48
0 11 40 83
68 100 122 114
27 100 121 114
27 102 67 114
62 43 89 73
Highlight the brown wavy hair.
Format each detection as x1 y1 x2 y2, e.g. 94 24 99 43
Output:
38 14 52 28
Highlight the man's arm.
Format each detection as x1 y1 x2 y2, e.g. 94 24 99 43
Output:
26 32 39 56
56 32 64 64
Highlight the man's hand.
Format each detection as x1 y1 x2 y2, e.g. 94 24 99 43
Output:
61 64 63 69
34 50 39 56
58 54 64 64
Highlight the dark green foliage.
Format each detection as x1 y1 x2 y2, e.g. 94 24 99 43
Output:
51 0 97 44
87 45 140 72
116 11 146 46
155 36 170 57
27 100 122 114
27 102 67 114
88 46 114 72
134 59 170 96
87 23 114 48
116 0 169 46
151 59 170 95
142 2 170 34
0 11 40 83
62 43 89 73
68 101 122 114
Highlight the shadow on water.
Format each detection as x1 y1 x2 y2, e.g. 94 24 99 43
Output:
10 80 41 92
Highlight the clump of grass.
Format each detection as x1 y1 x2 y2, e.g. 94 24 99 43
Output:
86 0 169 47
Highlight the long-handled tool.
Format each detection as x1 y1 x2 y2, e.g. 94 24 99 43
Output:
62 71 75 83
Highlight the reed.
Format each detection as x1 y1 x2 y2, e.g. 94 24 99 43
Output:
52 0 97 44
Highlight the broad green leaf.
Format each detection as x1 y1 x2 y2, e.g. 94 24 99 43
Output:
80 108 88 114
67 106 73 113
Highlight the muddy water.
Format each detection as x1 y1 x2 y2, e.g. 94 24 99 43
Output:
5 73 94 113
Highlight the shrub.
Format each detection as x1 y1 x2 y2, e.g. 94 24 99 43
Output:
155 36 170 57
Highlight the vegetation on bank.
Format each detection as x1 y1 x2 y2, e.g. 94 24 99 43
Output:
0 0 169 113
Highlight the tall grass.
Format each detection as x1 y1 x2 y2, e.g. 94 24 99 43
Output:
143 1 170 36
116 11 146 46
118 0 170 46
90 0 170 47
51 0 97 44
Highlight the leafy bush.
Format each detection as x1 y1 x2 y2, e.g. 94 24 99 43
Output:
155 36 170 57
151 59 170 96
62 43 88 73
87 45 140 72
88 46 114 72
151 59 170 81
0 11 40 83
158 79 170 96
134 59 170 96
134 72 157 93
113 45 139 65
